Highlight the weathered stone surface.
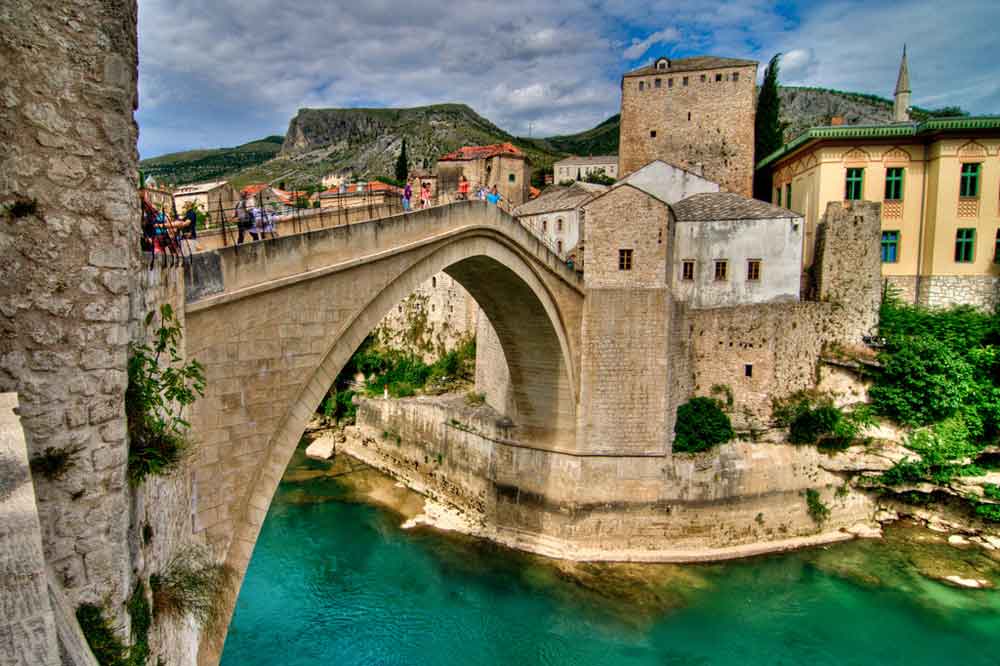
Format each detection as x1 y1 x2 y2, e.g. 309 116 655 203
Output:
304 435 335 461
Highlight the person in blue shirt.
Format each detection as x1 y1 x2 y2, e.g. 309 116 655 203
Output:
184 206 198 239
485 185 502 206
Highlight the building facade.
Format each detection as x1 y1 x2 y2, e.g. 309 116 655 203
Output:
760 121 1000 309
553 156 618 183
436 143 530 206
172 180 236 222
615 159 720 203
512 182 606 260
618 56 758 197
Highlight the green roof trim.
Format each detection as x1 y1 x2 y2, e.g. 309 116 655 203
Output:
755 116 1000 170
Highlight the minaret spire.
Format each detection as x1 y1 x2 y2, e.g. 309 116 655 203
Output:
893 45 911 122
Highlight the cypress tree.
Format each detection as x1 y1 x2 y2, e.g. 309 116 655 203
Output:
395 138 409 182
754 54 783 201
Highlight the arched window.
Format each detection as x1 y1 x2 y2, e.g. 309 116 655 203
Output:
432 276 436 288
542 219 547 232
556 218 563 232
656 58 669 70
557 240 563 253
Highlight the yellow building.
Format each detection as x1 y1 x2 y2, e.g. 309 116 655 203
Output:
757 52 1000 308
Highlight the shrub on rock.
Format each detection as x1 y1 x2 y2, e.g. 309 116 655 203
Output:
673 397 734 453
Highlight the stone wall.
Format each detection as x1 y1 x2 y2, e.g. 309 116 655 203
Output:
917 275 1000 311
474 313 515 418
347 395 877 562
372 273 477 362
0 0 140 621
618 62 757 196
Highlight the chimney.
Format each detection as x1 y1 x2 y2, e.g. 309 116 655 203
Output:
830 116 845 126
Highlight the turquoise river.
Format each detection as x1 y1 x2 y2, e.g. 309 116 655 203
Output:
220 446 1000 666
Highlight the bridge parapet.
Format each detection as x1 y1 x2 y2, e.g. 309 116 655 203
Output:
184 201 582 310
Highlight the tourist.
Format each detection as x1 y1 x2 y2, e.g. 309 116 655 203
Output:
403 180 412 212
420 181 431 208
458 175 470 200
246 204 262 242
235 195 253 244
476 185 486 201
486 185 502 206
183 205 198 239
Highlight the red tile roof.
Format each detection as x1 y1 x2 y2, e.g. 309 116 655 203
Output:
529 187 541 199
438 142 524 162
241 183 268 196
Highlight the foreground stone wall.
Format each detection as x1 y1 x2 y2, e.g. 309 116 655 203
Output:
0 0 140 620
348 396 876 561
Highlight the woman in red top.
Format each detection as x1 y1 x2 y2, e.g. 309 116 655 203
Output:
458 175 470 200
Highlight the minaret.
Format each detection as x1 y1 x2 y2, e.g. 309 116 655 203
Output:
893 45 911 123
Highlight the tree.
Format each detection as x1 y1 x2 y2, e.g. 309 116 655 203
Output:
395 138 409 182
753 53 783 201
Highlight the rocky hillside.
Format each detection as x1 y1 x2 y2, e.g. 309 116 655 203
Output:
140 87 968 188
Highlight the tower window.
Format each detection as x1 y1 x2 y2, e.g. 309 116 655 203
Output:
619 249 633 271
683 76 689 86
682 260 695 281
715 73 723 82
668 78 673 88
639 81 645 91
508 173 516 183
700 74 706 82
687 112 691 121
747 259 761 281
432 276 437 288
714 260 728 281
733 72 740 82
655 78 661 88
542 219 547 232
556 218 563 232
557 239 563 253
745 364 753 378
650 130 657 138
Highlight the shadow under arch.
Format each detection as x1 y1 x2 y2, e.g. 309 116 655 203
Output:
200 227 581 665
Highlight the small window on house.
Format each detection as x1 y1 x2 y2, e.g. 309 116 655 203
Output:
655 78 661 88
668 78 674 88
845 168 864 200
885 167 904 200
955 228 976 263
639 81 645 91
432 276 437 288
733 72 740 82
682 260 695 281
785 183 792 209
881 231 900 263
745 364 753 378
700 74 706 82
650 130 657 138
557 218 563 232
775 187 782 206
683 76 689 86
687 112 691 121
557 240 563 253
747 259 761 281
714 260 728 281
715 73 723 82
960 163 981 198
542 219 547 232
509 173 515 183
619 249 633 271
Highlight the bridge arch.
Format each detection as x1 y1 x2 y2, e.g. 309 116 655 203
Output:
186 205 584 663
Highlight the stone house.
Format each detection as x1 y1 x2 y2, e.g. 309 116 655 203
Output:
553 155 619 183
172 180 236 223
512 181 606 260
436 143 530 206
757 49 1000 309
614 159 720 203
619 55 758 196
317 181 402 211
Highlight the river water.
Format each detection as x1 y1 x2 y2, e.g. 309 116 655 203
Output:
221 446 1000 666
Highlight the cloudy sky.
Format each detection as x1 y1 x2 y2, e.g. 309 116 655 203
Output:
137 0 998 158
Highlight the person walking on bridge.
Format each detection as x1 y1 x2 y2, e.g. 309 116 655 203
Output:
458 175 470 200
486 185 502 206
403 179 412 213
420 181 431 209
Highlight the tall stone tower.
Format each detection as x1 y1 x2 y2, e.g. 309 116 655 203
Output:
618 55 758 197
893 46 911 123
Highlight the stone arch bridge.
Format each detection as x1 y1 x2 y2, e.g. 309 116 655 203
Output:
181 201 585 660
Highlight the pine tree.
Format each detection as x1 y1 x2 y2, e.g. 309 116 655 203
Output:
754 54 783 200
395 139 409 182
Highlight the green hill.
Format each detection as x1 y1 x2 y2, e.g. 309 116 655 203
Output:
139 136 284 186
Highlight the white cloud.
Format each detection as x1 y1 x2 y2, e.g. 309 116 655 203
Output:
623 27 681 60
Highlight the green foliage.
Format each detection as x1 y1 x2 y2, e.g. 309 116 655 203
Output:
127 582 152 666
465 391 486 406
975 502 1000 522
126 304 205 486
395 138 409 182
673 397 734 453
984 483 1000 500
710 384 734 410
583 170 616 185
151 546 235 631
805 488 830 525
880 417 985 485
754 54 783 198
773 391 873 450
321 389 357 424
138 136 284 186
348 335 476 398
29 444 83 481
77 603 130 666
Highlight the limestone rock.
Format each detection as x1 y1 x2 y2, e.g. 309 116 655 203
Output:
817 442 913 473
845 522 883 539
947 535 971 547
305 434 335 461
941 575 992 589
874 508 899 523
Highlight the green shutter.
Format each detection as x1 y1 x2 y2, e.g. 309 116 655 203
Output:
845 168 864 200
